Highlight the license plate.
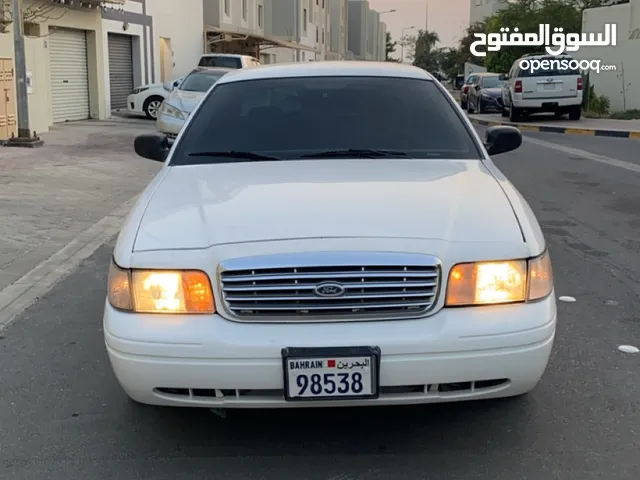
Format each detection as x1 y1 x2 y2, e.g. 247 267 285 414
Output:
544 83 555 90
282 346 380 401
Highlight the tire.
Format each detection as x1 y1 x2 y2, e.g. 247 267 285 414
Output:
477 98 483 114
509 104 521 122
143 96 164 120
569 105 581 120
461 100 467 110
501 105 508 117
467 98 474 113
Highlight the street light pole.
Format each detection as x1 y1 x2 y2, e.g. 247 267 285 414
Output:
7 0 43 148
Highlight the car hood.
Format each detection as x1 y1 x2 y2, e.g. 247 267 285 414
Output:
481 87 502 97
133 159 523 251
167 89 205 113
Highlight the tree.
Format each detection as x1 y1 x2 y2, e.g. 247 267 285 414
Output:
412 29 440 72
385 31 398 61
0 0 70 33
483 0 584 73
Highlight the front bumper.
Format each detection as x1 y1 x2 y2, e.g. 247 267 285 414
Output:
157 112 186 138
126 94 141 114
104 295 556 408
479 95 503 112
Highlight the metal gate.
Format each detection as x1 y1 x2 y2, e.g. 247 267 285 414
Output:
49 28 90 123
107 33 134 111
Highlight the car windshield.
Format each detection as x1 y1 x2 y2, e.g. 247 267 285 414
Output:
198 56 242 68
482 76 504 88
170 76 481 164
179 71 227 92
465 76 476 84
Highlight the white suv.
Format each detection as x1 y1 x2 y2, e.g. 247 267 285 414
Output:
501 54 583 122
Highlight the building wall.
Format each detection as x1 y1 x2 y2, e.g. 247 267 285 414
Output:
329 0 347 59
0 1 107 134
378 21 386 61
347 0 368 60
576 1 639 112
367 9 379 60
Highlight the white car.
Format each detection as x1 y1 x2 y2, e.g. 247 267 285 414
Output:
501 53 583 121
156 67 231 140
127 77 184 119
106 62 556 410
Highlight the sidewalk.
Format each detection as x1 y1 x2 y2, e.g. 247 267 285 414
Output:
468 113 640 138
0 119 160 293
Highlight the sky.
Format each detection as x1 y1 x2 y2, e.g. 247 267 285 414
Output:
368 0 469 49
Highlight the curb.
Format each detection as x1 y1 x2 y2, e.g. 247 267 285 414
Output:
468 116 640 139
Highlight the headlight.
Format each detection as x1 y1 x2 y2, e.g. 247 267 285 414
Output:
107 260 215 313
481 94 492 99
159 102 185 119
445 251 553 307
132 87 149 94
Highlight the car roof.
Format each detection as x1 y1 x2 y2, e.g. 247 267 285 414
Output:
189 67 235 75
216 61 434 84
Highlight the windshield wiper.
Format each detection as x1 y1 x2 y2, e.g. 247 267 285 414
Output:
300 149 411 159
187 151 281 161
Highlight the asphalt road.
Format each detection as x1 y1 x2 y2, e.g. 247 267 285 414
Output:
1 129 640 479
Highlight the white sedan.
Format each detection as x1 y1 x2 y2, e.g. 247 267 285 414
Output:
126 77 183 119
106 62 556 410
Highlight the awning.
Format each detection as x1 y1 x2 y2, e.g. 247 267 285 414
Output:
204 26 318 53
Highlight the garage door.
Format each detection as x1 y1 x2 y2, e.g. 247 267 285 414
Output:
107 33 134 110
49 27 90 123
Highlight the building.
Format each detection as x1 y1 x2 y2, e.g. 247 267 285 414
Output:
378 21 386 61
574 0 639 112
469 0 509 24
103 0 203 113
366 8 379 60
347 0 369 60
0 0 114 137
328 0 348 60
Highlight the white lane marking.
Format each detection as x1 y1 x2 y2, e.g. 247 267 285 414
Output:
618 345 639 354
559 296 576 302
523 136 640 174
0 196 138 331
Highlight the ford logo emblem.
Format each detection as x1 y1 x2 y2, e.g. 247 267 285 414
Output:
313 282 346 297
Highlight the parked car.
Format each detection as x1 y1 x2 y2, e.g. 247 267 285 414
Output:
460 73 480 109
454 74 464 90
466 72 506 114
198 53 260 69
127 77 184 119
501 53 583 121
108 61 555 411
156 67 232 140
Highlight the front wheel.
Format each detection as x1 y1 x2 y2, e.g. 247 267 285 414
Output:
509 104 521 122
476 98 484 114
143 96 164 120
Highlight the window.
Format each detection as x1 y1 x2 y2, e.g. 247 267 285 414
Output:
171 77 481 164
258 4 263 27
322 28 324 44
242 0 247 20
480 76 503 89
303 8 307 33
179 71 227 92
316 26 319 42
224 0 230 15
198 56 242 68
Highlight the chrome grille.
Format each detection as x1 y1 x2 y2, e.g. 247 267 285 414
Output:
218 252 441 322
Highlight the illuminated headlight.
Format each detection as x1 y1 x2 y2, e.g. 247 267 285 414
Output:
159 102 185 119
107 260 215 313
445 251 553 306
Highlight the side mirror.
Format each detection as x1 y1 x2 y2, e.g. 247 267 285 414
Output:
484 126 522 156
134 133 170 162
